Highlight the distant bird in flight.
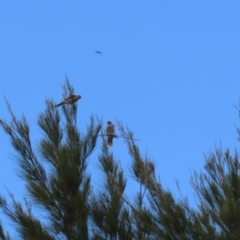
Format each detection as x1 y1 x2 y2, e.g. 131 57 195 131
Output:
106 121 117 147
54 95 81 108
95 51 102 54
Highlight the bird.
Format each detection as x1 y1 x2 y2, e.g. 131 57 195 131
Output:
106 121 117 147
54 95 81 108
95 51 102 54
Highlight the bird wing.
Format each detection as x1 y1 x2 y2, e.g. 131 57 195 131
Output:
64 95 76 101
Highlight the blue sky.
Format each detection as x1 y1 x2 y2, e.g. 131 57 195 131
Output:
1 1 240 236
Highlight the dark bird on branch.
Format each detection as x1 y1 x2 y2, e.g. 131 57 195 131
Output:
106 121 117 147
54 95 81 108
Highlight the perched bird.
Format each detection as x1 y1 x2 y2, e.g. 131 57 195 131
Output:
54 95 81 108
106 121 116 147
95 51 102 54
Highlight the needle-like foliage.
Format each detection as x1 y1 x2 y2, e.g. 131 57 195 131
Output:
1 80 240 239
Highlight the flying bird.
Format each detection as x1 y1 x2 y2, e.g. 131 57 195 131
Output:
54 95 81 108
95 51 102 54
106 121 116 147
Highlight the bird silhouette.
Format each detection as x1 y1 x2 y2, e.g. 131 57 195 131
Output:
106 121 116 147
54 95 81 108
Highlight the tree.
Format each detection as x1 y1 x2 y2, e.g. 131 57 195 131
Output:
0 80 101 239
90 143 133 240
1 79 240 239
190 148 240 239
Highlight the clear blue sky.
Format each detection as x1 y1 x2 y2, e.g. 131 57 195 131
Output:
1 1 240 237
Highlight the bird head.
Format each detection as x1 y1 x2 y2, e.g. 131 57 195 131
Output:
107 121 112 125
76 95 81 100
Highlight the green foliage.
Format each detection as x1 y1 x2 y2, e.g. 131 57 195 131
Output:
1 79 240 239
90 145 133 240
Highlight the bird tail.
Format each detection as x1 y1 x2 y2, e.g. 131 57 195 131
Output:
54 102 63 108
107 137 113 148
